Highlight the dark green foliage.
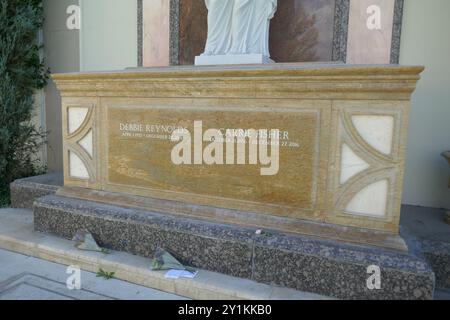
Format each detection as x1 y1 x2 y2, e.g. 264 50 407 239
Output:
0 0 49 206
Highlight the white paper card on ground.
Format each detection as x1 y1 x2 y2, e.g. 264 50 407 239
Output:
164 269 198 279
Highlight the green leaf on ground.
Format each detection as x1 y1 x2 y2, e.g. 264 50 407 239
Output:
96 268 115 280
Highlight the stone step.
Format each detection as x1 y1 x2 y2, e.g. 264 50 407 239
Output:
0 208 327 300
10 173 62 209
33 194 435 300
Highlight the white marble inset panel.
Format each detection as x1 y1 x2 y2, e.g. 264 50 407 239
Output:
340 144 370 184
352 115 394 155
69 151 89 179
346 180 389 217
68 107 89 134
78 129 93 157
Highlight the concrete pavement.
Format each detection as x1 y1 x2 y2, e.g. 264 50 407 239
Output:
0 248 186 300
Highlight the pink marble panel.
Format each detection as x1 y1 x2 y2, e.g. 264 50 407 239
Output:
346 0 395 64
143 0 170 67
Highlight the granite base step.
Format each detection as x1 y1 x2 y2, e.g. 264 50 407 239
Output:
10 173 63 209
33 194 435 300
400 205 450 290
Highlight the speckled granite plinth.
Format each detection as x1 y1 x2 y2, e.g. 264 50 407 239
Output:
34 195 435 300
400 205 450 290
421 240 450 290
10 173 63 209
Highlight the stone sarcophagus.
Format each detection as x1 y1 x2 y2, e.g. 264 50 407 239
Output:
53 63 423 251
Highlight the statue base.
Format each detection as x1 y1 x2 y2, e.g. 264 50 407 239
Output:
195 54 274 66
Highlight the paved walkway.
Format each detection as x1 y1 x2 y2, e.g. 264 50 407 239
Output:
0 248 186 300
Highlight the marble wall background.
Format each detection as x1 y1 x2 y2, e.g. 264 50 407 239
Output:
178 0 207 65
140 1 404 66
178 0 337 65
142 0 170 66
271 0 336 62
346 0 395 64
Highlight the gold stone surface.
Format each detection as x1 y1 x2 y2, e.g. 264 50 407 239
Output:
53 63 424 249
106 102 326 218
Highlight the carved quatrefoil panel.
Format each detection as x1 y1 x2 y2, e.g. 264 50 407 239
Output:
65 105 95 182
332 108 402 221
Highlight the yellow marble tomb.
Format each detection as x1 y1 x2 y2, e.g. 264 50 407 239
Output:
53 63 424 250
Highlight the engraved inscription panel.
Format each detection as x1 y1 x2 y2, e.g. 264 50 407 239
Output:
107 106 321 212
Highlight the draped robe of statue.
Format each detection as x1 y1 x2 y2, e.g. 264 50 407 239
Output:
203 0 278 57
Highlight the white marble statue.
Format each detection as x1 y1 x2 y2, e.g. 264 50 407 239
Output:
202 0 278 57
